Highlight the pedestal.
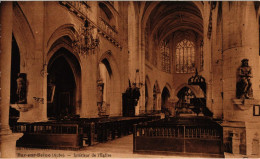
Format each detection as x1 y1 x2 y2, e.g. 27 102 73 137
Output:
10 104 33 112
232 98 260 110
1 132 23 158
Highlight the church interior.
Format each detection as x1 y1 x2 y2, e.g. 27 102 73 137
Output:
1 1 260 158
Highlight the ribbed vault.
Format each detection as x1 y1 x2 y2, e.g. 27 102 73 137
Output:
144 1 203 42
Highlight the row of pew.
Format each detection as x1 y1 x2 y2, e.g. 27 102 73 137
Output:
11 116 160 149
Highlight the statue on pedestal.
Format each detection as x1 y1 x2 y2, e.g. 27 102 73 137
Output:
16 73 27 104
236 59 253 99
97 78 105 116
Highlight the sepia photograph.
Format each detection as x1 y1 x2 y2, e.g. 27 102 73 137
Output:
0 1 260 158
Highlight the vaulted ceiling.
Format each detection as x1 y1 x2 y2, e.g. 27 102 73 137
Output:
143 1 203 42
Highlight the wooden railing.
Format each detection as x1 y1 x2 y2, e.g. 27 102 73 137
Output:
133 117 224 158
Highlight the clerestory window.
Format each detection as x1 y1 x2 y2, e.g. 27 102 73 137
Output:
160 40 170 73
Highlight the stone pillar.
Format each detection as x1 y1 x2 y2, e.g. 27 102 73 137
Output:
0 2 22 158
222 2 260 121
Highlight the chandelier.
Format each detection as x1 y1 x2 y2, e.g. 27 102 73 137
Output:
73 20 100 55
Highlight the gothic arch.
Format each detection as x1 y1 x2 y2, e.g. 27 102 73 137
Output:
47 36 81 67
99 50 120 78
141 2 204 70
13 2 35 71
141 2 204 26
47 47 82 117
174 83 203 98
161 86 171 110
46 24 77 53
164 82 172 96
98 50 121 116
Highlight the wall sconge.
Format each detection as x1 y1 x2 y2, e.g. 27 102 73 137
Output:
73 20 100 56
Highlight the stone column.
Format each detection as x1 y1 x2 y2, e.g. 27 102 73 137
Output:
222 2 260 121
0 2 22 158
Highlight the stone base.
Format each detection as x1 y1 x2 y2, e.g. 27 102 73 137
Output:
0 132 23 158
10 104 33 112
232 98 260 110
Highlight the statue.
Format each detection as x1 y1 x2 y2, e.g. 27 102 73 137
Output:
132 83 141 106
125 83 141 107
236 59 253 99
16 73 27 104
97 78 105 116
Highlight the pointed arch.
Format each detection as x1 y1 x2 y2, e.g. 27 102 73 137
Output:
161 86 171 111
13 2 35 69
98 50 121 116
46 24 77 53
47 47 82 117
174 83 204 98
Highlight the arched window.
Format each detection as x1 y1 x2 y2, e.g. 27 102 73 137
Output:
176 39 195 73
160 40 170 73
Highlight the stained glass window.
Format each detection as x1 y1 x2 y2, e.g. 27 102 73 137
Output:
160 40 170 73
176 39 195 73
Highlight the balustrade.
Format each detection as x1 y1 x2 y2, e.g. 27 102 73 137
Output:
98 17 118 40
60 1 89 18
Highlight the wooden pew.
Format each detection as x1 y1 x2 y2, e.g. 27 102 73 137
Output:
11 116 161 149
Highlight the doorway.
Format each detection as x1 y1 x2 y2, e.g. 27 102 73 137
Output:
161 87 170 111
47 49 81 119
